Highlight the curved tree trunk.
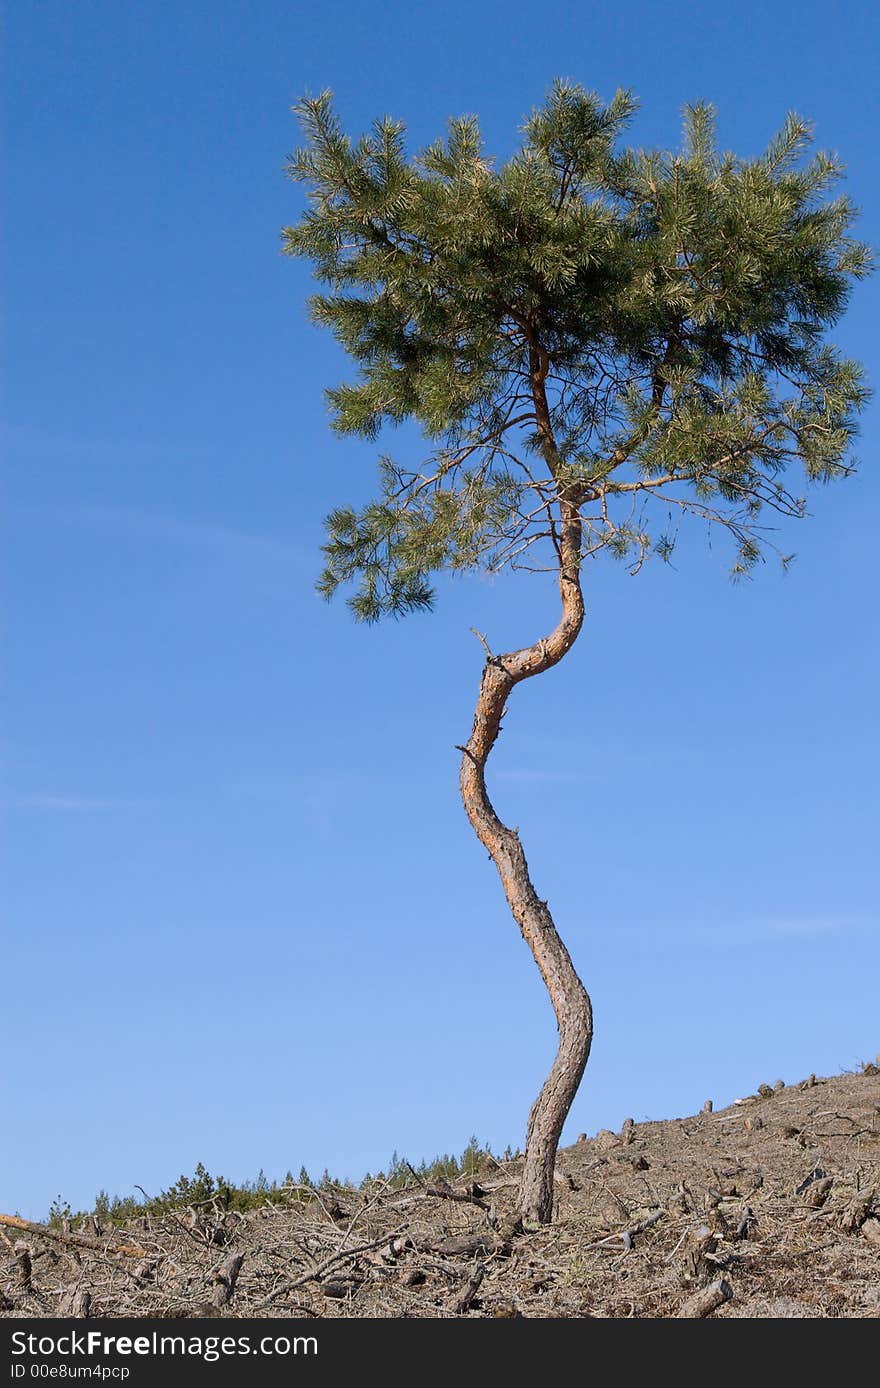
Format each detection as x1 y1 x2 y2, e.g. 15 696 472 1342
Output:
458 515 593 1225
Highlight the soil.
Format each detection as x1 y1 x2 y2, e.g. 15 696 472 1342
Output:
3 1067 879 1319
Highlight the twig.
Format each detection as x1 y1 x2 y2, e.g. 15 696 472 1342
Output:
665 1229 691 1263
470 627 495 660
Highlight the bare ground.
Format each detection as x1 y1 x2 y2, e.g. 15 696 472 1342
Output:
3 1067 879 1319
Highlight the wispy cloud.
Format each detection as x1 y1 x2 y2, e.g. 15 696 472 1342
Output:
764 916 863 939
54 504 311 572
12 502 312 598
493 767 604 785
12 794 124 812
287 773 360 832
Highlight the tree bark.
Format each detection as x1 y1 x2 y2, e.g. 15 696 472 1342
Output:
458 511 592 1226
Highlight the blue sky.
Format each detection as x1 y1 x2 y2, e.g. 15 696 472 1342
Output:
3 0 878 1219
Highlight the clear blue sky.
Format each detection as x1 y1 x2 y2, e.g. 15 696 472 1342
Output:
3 0 878 1219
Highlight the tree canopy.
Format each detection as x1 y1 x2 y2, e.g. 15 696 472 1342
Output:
284 81 872 1226
283 82 871 621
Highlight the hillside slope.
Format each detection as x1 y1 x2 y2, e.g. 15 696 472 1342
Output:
3 1067 879 1318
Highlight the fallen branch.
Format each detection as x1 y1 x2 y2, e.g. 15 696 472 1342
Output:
58 1286 91 1318
580 1207 667 1252
429 1233 509 1258
211 1252 245 1308
16 1244 32 1290
253 1234 402 1311
425 1183 490 1212
451 1262 486 1314
676 1278 733 1318
0 1214 148 1260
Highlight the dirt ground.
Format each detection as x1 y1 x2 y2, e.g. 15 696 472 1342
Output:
3 1067 879 1319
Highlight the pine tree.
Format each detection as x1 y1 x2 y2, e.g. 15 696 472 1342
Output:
283 82 871 1225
